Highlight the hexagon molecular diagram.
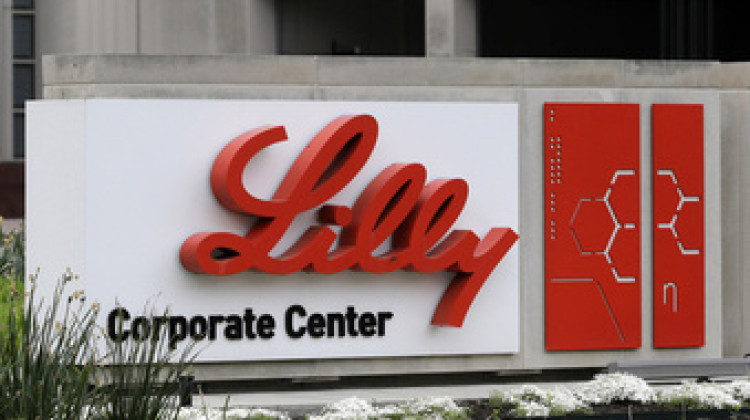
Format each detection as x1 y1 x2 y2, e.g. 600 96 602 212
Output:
545 103 641 351
652 104 704 348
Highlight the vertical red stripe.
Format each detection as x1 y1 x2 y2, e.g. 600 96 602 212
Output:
544 103 641 351
652 104 705 348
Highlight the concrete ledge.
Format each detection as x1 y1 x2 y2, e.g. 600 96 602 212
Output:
720 63 750 88
190 354 523 381
521 59 624 87
608 358 750 380
43 84 317 100
44 55 745 90
43 55 319 85
315 86 519 102
316 57 522 86
624 61 723 88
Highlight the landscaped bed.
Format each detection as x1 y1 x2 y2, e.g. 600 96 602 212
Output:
174 375 750 419
3 224 750 419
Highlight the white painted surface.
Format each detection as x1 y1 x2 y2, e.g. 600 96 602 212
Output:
27 99 519 362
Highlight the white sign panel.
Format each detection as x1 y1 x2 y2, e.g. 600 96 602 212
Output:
27 99 519 361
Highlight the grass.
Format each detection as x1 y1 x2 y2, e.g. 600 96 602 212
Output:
95 304 198 420
0 224 199 419
0 273 99 419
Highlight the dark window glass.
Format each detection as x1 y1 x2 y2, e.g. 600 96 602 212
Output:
13 113 25 158
280 0 424 56
12 15 34 58
479 0 661 59
13 64 34 108
714 2 750 61
13 0 34 9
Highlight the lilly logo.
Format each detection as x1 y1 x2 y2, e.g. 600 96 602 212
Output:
180 115 518 327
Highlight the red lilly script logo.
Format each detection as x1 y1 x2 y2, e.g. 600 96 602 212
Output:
179 115 518 327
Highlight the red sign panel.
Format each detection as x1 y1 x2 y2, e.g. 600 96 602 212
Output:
652 104 705 348
544 103 641 351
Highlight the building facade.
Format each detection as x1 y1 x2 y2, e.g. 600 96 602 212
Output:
9 0 750 382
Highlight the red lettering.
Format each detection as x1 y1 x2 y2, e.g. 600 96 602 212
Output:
180 114 518 327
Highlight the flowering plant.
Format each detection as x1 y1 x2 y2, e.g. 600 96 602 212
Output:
490 384 590 418
176 406 290 420
487 375 750 417
305 396 468 420
657 381 741 410
573 372 655 405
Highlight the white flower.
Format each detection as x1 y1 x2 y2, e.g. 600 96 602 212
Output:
723 380 750 403
574 372 655 405
175 407 208 420
491 385 589 417
175 406 290 420
307 396 467 420
511 400 550 417
547 387 588 414
309 397 376 420
372 404 406 417
658 381 740 409
403 396 466 418
226 407 290 419
512 385 547 403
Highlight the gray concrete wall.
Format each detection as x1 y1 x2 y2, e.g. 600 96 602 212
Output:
37 0 277 55
41 55 745 379
426 0 476 57
721 91 750 357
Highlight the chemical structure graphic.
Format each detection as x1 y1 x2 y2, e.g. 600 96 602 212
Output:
655 169 700 255
569 170 637 283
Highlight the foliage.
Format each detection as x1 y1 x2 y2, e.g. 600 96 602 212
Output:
0 270 98 419
0 224 24 348
489 385 590 418
723 380 750 405
486 375 750 418
656 381 741 410
573 372 655 405
0 265 199 420
307 396 469 420
176 406 291 420
0 221 24 279
3 225 750 419
94 305 199 420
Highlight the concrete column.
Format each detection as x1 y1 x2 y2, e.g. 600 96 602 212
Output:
139 0 276 54
37 0 276 55
425 0 477 57
240 0 277 54
721 92 743 357
37 0 138 54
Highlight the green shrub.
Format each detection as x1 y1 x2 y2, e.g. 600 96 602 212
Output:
0 271 98 419
0 220 200 419
0 224 24 347
0 267 198 420
0 223 24 279
95 304 198 420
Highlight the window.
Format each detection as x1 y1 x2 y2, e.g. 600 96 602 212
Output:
12 0 34 9
479 0 750 61
12 114 24 159
11 2 35 158
13 64 33 108
12 15 33 58
479 0 661 59
279 0 424 56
